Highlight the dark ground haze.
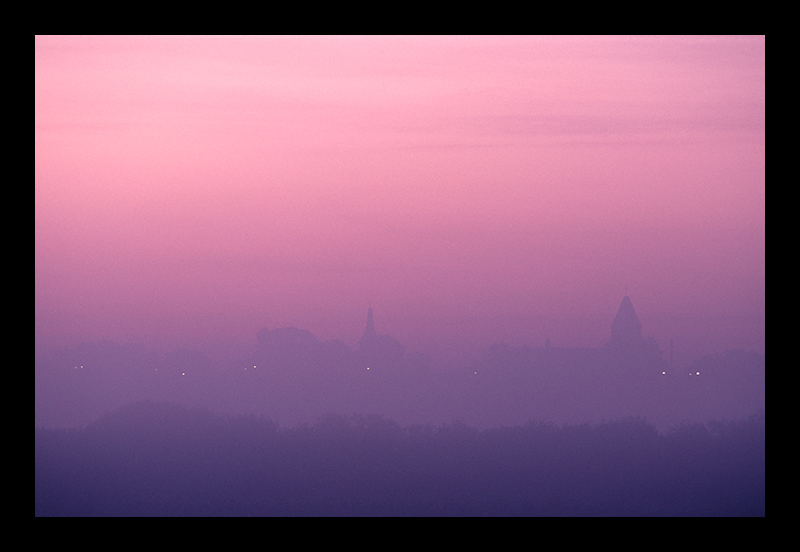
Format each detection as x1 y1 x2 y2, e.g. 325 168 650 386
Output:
35 402 765 517
35 301 765 517
36 37 764 517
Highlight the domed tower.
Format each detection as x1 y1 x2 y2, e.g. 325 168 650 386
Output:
608 295 643 350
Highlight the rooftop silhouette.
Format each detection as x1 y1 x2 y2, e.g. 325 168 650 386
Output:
513 295 665 374
608 295 643 350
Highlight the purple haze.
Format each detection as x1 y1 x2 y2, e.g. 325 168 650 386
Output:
35 36 764 516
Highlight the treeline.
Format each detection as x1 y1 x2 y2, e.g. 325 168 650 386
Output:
35 402 765 516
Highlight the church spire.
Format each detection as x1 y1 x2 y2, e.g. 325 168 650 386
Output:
359 307 378 351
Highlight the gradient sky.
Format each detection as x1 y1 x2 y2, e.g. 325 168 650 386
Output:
35 36 765 362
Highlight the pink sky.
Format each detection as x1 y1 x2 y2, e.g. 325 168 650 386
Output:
35 36 765 362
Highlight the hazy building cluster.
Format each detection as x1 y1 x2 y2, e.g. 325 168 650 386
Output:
35 295 765 516
36 296 764 431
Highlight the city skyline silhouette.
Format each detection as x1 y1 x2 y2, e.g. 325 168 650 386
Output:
36 36 764 516
35 293 764 431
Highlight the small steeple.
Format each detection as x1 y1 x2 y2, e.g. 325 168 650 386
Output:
359 307 378 351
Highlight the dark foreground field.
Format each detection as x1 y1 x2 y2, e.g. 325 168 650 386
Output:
36 401 765 516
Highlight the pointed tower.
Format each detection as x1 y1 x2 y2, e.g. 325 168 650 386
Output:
357 307 405 366
359 307 378 352
608 295 643 350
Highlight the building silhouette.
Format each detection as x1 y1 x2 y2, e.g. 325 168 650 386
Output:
604 295 664 370
251 297 663 380
357 307 404 369
358 307 379 353
607 295 643 351
481 295 664 374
